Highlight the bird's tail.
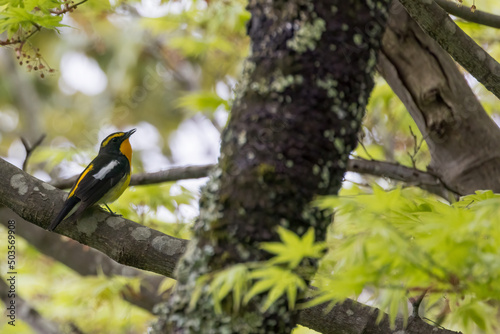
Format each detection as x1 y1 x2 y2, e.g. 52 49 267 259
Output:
48 196 81 231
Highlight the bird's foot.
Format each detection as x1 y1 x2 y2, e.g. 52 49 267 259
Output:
104 204 122 217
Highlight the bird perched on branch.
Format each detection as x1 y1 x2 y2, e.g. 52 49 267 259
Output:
48 129 136 231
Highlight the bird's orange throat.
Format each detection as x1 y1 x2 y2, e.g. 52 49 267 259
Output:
120 139 132 163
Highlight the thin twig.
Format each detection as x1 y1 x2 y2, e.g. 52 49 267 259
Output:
422 316 449 330
357 139 375 161
409 288 429 318
464 200 475 209
0 25 41 46
21 134 46 171
435 0 500 29
50 0 89 15
407 126 424 169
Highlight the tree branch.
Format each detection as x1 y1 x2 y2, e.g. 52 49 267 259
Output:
379 0 500 195
51 159 452 197
398 0 500 100
347 158 456 198
21 134 46 172
299 298 459 334
0 157 186 278
0 209 169 312
50 164 214 189
435 0 500 29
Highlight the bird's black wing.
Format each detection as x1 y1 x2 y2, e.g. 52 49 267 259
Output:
71 153 129 207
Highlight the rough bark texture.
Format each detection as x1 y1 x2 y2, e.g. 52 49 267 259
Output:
154 0 390 332
0 209 169 312
299 298 458 334
0 158 186 278
378 1 500 195
398 0 500 100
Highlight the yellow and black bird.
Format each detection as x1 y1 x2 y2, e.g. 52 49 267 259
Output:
48 129 136 231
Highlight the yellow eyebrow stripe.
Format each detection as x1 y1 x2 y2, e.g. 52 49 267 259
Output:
69 163 94 198
101 133 123 147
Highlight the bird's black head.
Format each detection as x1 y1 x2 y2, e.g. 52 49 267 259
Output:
99 129 136 160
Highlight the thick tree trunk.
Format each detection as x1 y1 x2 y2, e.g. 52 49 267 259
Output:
154 0 391 332
378 0 500 195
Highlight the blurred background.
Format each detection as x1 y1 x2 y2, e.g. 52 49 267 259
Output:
0 0 498 332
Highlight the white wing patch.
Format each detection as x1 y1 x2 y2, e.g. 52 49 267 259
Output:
93 160 119 180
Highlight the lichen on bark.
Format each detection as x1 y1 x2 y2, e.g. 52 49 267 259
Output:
152 0 390 333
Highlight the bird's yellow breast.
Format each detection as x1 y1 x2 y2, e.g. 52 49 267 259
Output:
99 172 131 204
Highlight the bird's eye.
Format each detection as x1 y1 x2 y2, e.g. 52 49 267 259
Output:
112 138 118 142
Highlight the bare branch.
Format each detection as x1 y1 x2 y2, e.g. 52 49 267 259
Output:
52 159 452 197
347 158 457 198
21 134 46 171
435 0 500 29
348 158 436 185
399 0 500 100
50 164 214 189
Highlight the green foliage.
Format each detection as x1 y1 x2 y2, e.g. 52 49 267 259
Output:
191 264 249 314
245 266 306 311
170 35 235 57
192 227 323 314
157 277 176 295
0 1 66 38
177 91 229 116
29 144 101 178
292 325 321 334
111 183 195 238
310 187 500 333
46 274 152 332
261 227 325 269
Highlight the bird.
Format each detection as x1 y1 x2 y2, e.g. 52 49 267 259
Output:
48 129 136 231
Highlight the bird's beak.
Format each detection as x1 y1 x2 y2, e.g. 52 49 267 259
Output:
124 128 136 139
